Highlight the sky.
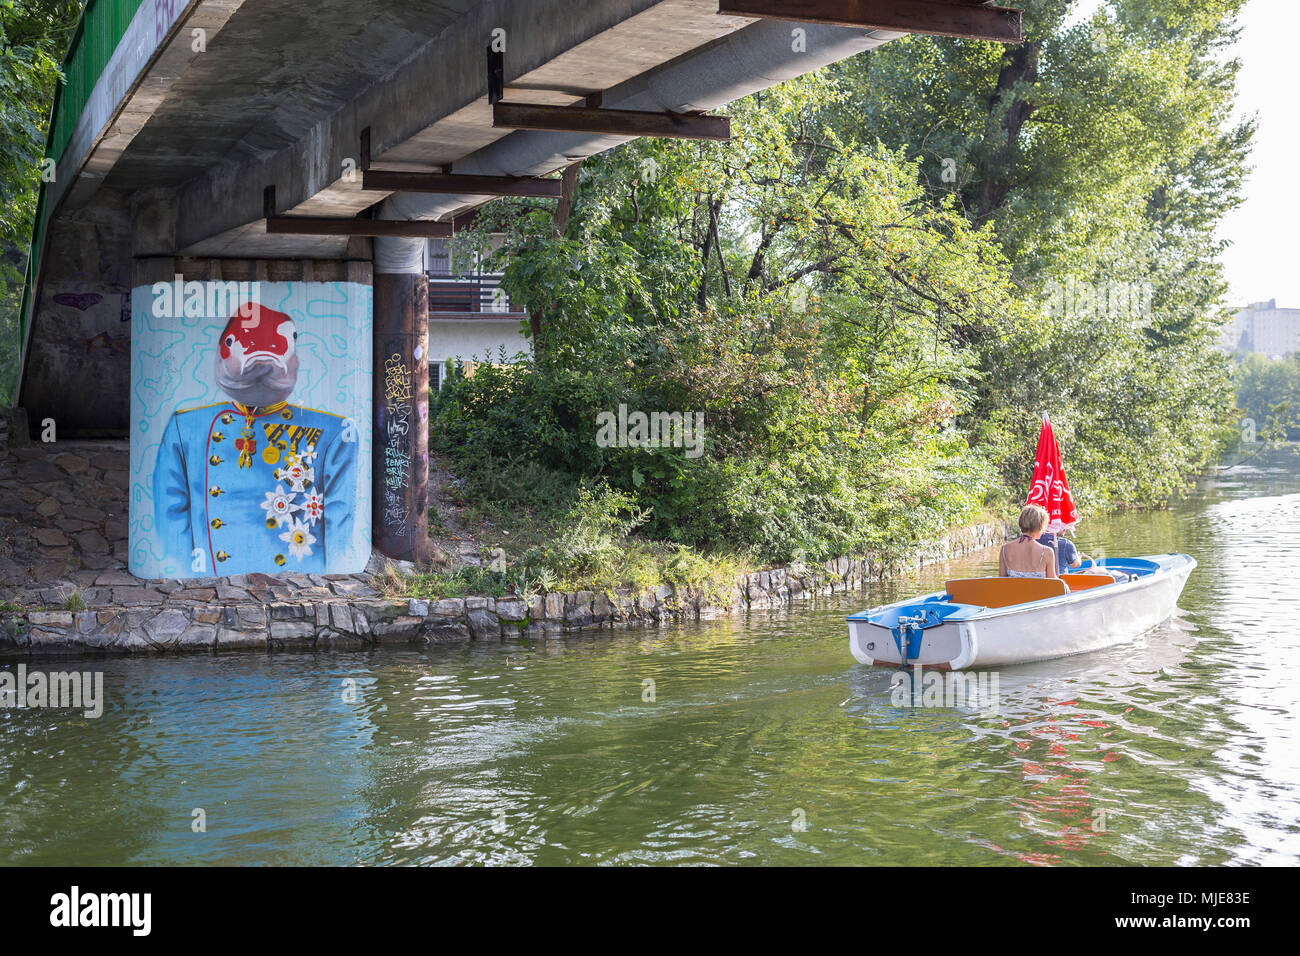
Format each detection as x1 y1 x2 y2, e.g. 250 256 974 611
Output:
1215 0 1297 308
1069 0 1295 309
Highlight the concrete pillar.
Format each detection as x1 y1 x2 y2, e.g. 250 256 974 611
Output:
372 234 431 563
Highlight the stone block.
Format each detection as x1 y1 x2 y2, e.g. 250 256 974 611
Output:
544 592 565 619
467 608 501 638
143 608 190 646
423 620 471 642
565 605 593 628
431 598 465 617
26 610 74 627
177 624 217 647
495 598 528 622
216 627 266 650
329 604 353 633
268 620 316 646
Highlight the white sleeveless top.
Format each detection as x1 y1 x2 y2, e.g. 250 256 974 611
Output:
1002 539 1050 578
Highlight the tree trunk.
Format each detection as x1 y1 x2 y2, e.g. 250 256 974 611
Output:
975 40 1041 224
530 160 584 350
551 161 583 238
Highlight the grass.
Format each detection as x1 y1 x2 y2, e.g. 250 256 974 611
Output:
398 452 753 601
394 541 753 602
400 566 521 601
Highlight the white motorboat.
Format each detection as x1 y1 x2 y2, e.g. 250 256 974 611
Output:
847 554 1196 670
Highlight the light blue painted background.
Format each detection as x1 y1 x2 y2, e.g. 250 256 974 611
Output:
129 281 373 577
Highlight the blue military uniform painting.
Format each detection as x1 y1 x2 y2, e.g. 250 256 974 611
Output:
151 303 358 576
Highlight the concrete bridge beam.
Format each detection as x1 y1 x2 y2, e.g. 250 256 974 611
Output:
171 0 754 259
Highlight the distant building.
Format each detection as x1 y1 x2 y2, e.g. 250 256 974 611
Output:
1222 300 1300 359
426 237 532 389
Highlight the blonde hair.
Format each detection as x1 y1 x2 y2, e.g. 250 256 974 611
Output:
1018 504 1049 535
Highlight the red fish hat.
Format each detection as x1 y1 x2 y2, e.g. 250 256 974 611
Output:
1026 413 1079 534
218 303 296 373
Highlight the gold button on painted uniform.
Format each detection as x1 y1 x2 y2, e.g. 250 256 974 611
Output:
209 455 222 466
210 518 223 529
215 551 229 562
212 432 224 442
209 486 224 497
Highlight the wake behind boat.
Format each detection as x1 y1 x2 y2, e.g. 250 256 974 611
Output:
847 553 1196 670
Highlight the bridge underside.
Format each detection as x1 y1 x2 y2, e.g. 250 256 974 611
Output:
16 0 1018 561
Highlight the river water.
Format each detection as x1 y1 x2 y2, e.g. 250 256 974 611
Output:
3 456 1298 866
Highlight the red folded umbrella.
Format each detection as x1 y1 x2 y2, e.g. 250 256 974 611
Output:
1026 413 1079 533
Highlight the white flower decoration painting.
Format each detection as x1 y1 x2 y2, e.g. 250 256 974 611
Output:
300 488 325 526
280 517 316 561
260 485 298 528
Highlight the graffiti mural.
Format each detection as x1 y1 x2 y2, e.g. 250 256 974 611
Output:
129 281 372 578
51 292 105 311
380 352 412 536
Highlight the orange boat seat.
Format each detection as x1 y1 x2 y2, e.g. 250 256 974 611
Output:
945 577 1067 609
1060 573 1113 592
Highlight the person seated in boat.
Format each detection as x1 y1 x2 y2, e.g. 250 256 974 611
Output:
999 504 1066 587
1039 530 1089 575
1038 531 1128 581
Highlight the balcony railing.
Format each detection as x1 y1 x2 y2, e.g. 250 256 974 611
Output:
427 273 524 316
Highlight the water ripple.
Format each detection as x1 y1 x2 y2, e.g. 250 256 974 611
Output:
3 465 1300 864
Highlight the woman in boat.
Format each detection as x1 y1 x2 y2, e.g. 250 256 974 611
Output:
999 504 1064 583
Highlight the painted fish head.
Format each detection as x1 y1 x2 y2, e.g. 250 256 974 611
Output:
218 303 297 374
214 303 299 407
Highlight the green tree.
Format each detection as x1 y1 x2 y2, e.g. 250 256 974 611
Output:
827 0 1250 504
1 0 82 405
1235 353 1300 443
441 76 1027 563
1 0 80 271
433 2 1252 572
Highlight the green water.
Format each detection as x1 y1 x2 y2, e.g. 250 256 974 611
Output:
3 457 1299 866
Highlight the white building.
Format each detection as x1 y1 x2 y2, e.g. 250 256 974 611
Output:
1222 300 1300 359
426 237 532 388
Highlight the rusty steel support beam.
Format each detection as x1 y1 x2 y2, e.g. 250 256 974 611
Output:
717 0 1023 43
264 184 456 238
362 169 564 198
266 217 454 238
493 101 731 141
372 270 431 564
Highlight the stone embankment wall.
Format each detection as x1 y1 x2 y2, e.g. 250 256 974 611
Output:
0 522 1007 656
